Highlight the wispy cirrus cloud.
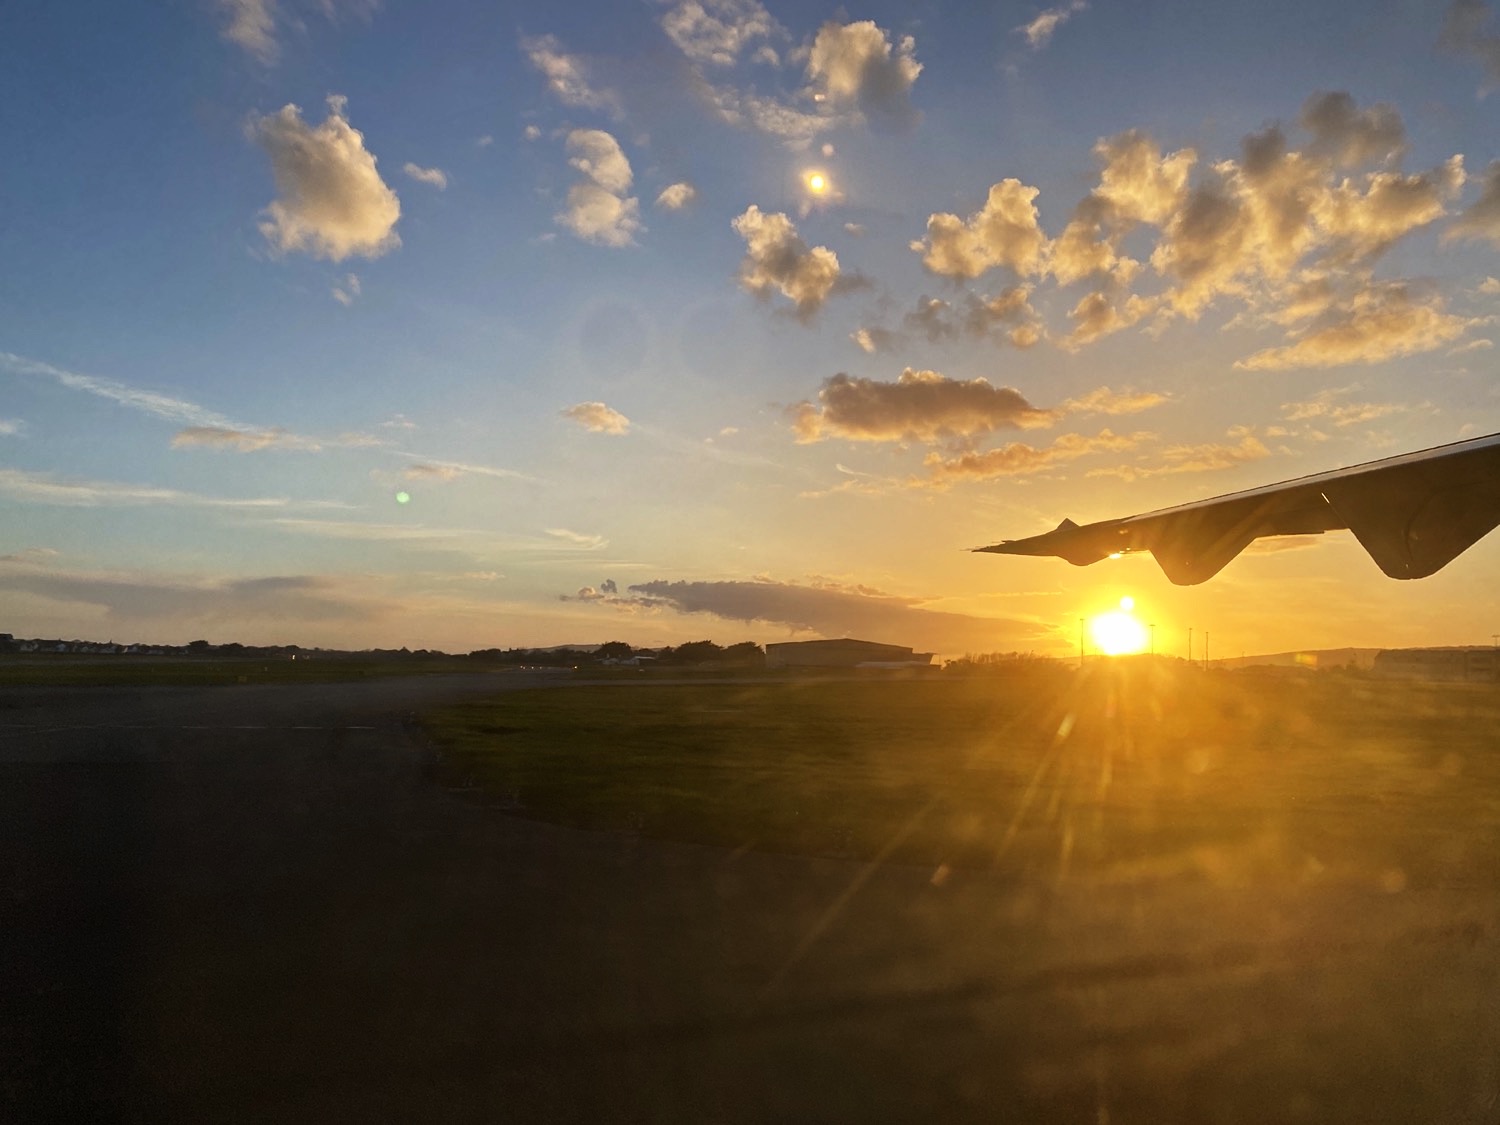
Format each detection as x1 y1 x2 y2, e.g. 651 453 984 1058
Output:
402 162 447 189
1015 1 1087 50
0 468 346 511
920 429 1150 486
1085 428 1272 481
522 34 623 116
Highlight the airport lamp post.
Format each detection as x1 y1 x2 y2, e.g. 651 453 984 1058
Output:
1079 618 1085 667
1149 623 1155 656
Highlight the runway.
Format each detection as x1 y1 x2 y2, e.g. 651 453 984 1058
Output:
4 675 1498 1123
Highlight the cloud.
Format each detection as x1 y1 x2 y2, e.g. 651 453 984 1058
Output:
655 181 697 210
1299 91 1406 168
805 20 922 131
1450 337 1494 355
562 401 631 434
556 129 642 246
1481 276 1500 294
693 80 830 144
402 162 448 189
220 0 278 62
732 206 851 318
0 468 306 510
402 463 463 481
920 429 1149 485
0 569 372 625
388 453 532 481
0 418 22 436
331 272 360 305
596 577 1035 653
171 426 318 452
903 288 1044 348
0 547 59 564
1086 428 1270 480
913 179 1047 280
1441 0 1500 88
1280 387 1413 427
250 95 401 261
660 0 782 66
1060 386 1170 415
850 326 899 354
1 351 240 429
1447 159 1500 247
1016 1 1087 49
1235 281 1478 369
545 528 608 549
521 34 622 115
791 369 1054 444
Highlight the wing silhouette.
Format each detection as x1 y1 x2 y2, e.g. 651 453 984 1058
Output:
974 432 1500 585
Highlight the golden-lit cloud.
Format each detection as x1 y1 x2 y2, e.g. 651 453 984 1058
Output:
1086 428 1271 480
660 0 781 66
805 19 922 131
250 95 401 261
1015 0 1087 49
850 326 899 354
1446 159 1500 247
545 528 608 549
791 369 1054 444
732 206 848 318
172 426 316 452
1235 281 1478 369
920 429 1148 485
655 181 697 210
561 401 631 434
1280 387 1413 427
402 162 447 189
913 179 1047 279
521 34 622 115
556 129 642 246
1060 386 1170 415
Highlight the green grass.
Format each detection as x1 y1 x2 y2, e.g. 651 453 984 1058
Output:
0 655 492 687
423 664 1500 886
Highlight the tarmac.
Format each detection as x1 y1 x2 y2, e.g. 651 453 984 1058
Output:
3 674 1498 1123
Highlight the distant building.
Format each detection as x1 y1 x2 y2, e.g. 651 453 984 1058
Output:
1373 647 1499 683
764 638 934 669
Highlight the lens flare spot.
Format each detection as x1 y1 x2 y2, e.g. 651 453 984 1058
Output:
395 491 411 505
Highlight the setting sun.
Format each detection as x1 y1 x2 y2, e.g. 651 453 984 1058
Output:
805 171 828 193
1089 597 1148 656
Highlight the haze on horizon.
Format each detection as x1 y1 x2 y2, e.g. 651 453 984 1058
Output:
4 0 1500 659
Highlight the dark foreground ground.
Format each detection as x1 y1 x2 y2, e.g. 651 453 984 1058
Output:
4 672 1500 1123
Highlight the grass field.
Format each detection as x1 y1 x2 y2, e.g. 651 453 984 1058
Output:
0 655 495 687
424 663 1500 887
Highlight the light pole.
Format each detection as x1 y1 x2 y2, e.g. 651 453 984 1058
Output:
1149 623 1155 656
1079 618 1085 667
1188 628 1193 663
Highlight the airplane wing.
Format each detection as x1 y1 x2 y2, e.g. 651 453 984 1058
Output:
974 432 1500 585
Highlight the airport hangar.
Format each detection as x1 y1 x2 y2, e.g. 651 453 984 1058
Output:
764 639 934 669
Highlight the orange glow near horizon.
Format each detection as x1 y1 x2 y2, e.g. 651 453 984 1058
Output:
1089 596 1148 656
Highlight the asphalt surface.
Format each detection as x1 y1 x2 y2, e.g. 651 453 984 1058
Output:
4 675 1499 1123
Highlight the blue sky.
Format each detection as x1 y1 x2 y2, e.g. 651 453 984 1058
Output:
4 0 1500 656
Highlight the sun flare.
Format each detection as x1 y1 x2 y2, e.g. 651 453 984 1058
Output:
805 171 828 193
1088 598 1147 656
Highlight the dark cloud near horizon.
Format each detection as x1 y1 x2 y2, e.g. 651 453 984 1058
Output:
581 577 1041 653
0 571 373 624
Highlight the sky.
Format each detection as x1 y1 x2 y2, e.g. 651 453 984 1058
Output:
4 0 1500 659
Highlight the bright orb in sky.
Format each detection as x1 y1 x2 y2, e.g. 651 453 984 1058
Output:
1089 597 1147 656
396 491 411 505
805 171 828 194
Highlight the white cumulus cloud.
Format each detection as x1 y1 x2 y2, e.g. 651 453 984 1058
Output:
556 129 642 247
562 401 631 434
250 95 401 262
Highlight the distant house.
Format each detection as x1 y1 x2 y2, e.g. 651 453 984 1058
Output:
1373 647 1499 683
764 638 934 670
